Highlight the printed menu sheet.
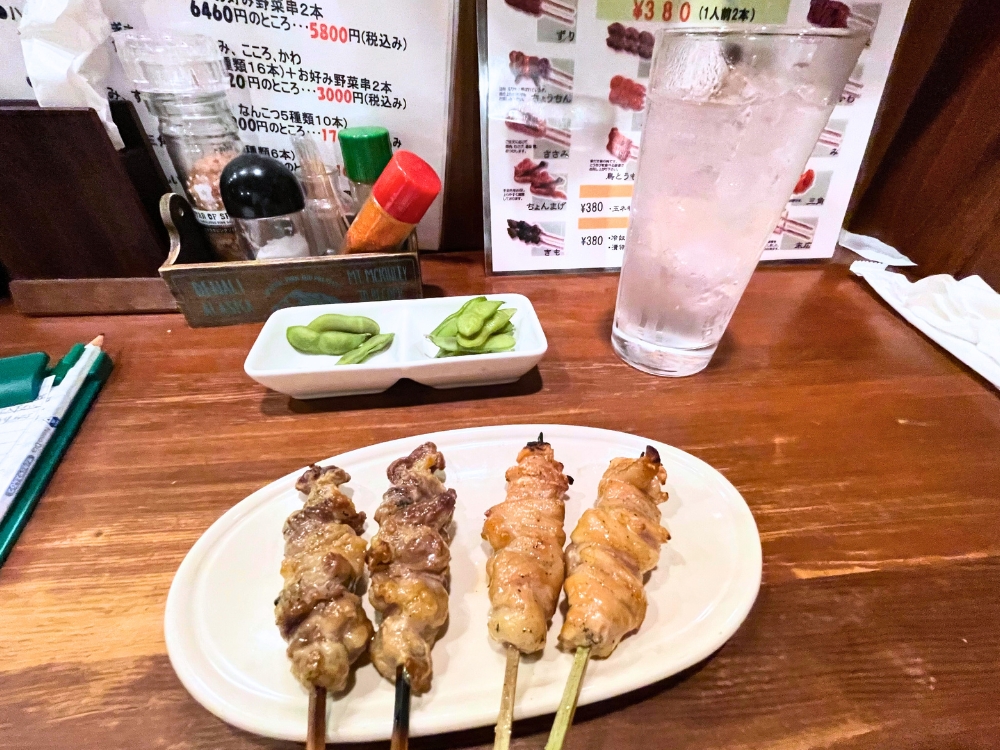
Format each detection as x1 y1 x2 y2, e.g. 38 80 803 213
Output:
2 0 457 248
481 0 912 273
0 0 30 98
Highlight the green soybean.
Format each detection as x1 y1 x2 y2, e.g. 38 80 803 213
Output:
337 333 394 365
473 333 517 353
316 331 370 355
307 313 380 336
434 317 460 338
431 296 485 337
288 326 371 355
456 308 515 349
436 333 516 356
429 333 460 352
457 299 503 338
287 325 321 353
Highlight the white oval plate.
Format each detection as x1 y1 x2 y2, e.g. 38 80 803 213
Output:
164 424 762 742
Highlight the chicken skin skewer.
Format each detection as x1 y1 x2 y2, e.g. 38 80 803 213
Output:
275 464 375 748
546 446 669 750
483 435 572 750
484 434 571 651
367 442 457 750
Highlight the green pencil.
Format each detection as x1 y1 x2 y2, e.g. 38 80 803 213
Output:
0 350 113 566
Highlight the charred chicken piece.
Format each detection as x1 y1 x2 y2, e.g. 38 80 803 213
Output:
606 127 635 162
506 219 544 245
807 0 850 28
609 75 647 112
514 157 549 184
275 465 374 692
505 109 548 138
509 50 553 88
558 446 670 658
367 442 456 695
606 23 655 59
529 171 567 200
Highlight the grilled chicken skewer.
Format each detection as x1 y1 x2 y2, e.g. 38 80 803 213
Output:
367 443 457 750
482 434 572 750
275 464 375 748
545 446 669 750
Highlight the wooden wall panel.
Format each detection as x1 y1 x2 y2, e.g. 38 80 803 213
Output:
439 0 486 252
849 0 1000 288
845 0 963 217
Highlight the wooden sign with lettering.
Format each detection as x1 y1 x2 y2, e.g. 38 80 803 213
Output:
158 194 423 328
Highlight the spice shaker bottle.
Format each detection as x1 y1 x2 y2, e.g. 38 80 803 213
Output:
338 126 393 215
117 33 246 261
220 153 313 260
343 151 441 254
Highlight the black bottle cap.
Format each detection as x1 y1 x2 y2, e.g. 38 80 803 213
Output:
220 153 305 219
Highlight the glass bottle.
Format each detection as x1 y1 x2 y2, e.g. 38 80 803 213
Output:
343 150 441 254
221 153 314 260
118 33 247 261
338 126 393 217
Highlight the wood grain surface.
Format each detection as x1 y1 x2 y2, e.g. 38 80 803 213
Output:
0 252 998 750
849 0 1000 288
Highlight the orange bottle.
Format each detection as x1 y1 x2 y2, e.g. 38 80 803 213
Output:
343 150 441 253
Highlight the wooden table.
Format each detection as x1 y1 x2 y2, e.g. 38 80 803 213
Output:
1 252 998 749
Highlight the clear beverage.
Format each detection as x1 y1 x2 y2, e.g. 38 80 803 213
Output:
612 28 867 376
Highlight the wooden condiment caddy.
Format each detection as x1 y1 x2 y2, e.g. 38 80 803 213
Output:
158 194 423 328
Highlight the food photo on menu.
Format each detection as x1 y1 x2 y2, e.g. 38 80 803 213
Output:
1 0 999 749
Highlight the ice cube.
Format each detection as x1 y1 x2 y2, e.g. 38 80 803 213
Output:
654 38 729 100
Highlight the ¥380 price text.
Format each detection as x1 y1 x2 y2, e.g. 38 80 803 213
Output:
632 0 692 22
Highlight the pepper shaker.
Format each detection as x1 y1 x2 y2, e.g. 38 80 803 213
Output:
220 154 314 260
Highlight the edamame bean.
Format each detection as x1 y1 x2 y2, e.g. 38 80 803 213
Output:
429 333 460 352
430 296 485 337
435 317 460 338
317 331 371 355
457 299 503 338
337 333 395 365
287 325 321 353
288 325 370 355
436 333 516 356
307 313 380 335
456 308 515 349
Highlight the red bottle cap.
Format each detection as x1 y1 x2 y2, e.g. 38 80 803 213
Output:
371 150 442 225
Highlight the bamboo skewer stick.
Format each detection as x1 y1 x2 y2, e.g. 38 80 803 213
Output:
391 666 412 750
493 645 521 750
542 7 576 26
306 686 327 750
545 0 576 14
544 646 591 750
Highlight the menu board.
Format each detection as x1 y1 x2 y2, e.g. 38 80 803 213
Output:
0 0 31 99
3 0 458 248
480 0 912 273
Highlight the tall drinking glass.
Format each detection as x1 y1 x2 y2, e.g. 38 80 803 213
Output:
612 27 867 376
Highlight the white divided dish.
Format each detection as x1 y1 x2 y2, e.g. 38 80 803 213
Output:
243 294 546 399
164 424 762 743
